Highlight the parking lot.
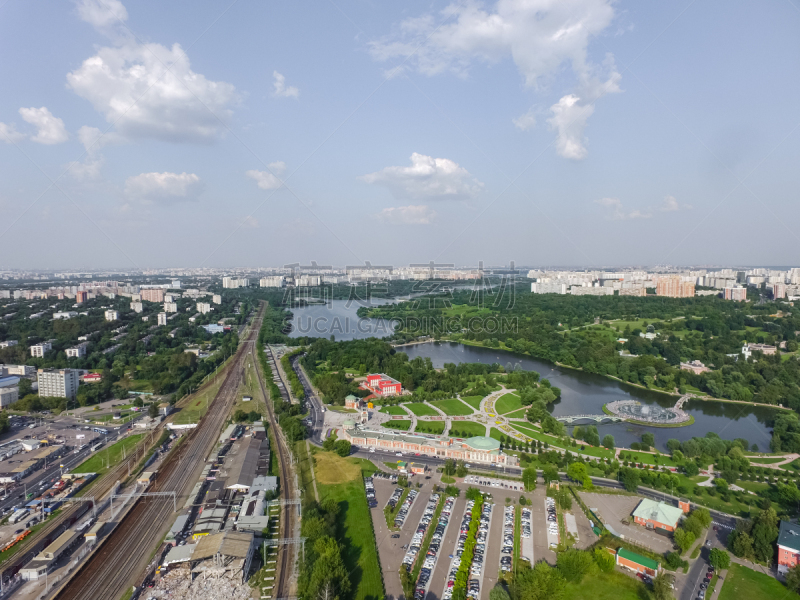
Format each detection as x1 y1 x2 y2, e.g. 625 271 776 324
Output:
580 492 675 554
463 475 523 492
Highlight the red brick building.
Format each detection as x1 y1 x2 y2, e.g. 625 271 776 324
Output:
365 374 403 396
778 520 800 575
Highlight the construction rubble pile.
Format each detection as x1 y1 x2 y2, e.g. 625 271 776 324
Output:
146 568 253 600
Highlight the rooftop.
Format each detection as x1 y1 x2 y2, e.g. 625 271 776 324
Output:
631 498 684 528
779 520 800 552
617 547 659 571
463 436 501 452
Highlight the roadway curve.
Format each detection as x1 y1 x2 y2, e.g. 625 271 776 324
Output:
51 304 265 600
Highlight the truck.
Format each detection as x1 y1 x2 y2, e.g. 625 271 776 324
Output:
9 508 30 525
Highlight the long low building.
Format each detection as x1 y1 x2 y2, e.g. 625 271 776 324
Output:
340 424 518 467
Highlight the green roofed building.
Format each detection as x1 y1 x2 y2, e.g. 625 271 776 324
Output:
632 498 684 532
616 547 659 576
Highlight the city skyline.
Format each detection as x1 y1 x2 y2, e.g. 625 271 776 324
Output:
1 0 799 269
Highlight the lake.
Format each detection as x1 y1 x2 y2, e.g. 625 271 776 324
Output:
396 341 778 452
287 298 398 341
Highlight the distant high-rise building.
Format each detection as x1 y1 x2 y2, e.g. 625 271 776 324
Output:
141 289 165 303
66 343 88 358
197 302 212 314
30 342 52 357
130 301 143 313
171 280 182 289
105 310 119 321
260 276 285 288
37 368 79 399
656 276 695 298
773 283 787 299
76 291 88 304
222 277 249 289
531 282 566 294
723 287 747 301
164 302 178 313
212 294 222 304
157 312 168 326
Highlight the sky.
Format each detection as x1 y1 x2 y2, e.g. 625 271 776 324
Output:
1 0 799 270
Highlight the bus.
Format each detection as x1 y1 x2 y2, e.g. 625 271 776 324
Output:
92 427 108 435
91 441 104 452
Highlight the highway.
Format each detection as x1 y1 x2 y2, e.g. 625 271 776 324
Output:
50 304 266 600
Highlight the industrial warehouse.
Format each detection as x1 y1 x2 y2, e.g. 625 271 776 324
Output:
340 423 519 467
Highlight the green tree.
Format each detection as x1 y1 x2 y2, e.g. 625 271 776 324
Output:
489 584 511 600
785 564 800 595
751 508 779 563
542 465 559 484
334 440 351 457
308 536 351 600
456 460 468 478
709 548 731 570
593 547 615 572
652 572 674 600
566 462 591 488
641 432 655 447
510 562 565 600
444 458 456 476
621 468 640 492
522 467 537 491
556 549 593 583
673 527 696 553
602 434 615 450
148 402 159 418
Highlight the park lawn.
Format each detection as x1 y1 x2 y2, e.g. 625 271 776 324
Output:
561 569 651 600
317 461 384 600
504 408 529 420
448 421 487 437
430 398 474 416
383 420 411 431
618 450 678 467
415 421 446 435
508 423 615 460
719 563 799 600
495 393 523 415
74 434 145 474
747 456 791 464
379 405 409 416
326 405 358 413
461 395 484 410
404 402 440 417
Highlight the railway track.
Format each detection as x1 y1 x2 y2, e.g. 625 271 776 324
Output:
50 304 265 600
253 301 296 599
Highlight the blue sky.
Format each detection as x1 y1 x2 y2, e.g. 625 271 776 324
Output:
1 0 798 270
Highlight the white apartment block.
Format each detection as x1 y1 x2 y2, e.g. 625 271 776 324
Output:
66 343 88 358
297 275 321 287
53 311 78 320
105 310 119 321
0 386 18 407
259 276 285 288
531 282 567 294
0 290 10 299
37 368 79 400
0 365 34 377
0 340 18 348
570 285 615 296
164 302 178 313
212 294 222 304
164 294 176 303
157 312 168 326
197 302 212 314
130 302 143 313
222 277 249 289
30 342 52 358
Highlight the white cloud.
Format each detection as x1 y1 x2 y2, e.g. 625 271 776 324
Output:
67 158 104 181
77 125 124 153
513 108 537 131
595 197 650 220
18 107 69 145
67 0 237 145
375 205 437 225
75 0 128 29
0 122 25 144
272 71 299 99
246 162 286 190
124 171 204 203
547 94 593 160
659 195 691 212
360 153 483 200
370 0 620 159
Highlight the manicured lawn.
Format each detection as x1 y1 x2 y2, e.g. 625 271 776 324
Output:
448 421 487 437
430 398 474 416
618 450 678 467
415 421 446 434
379 405 409 416
317 460 384 600
383 420 411 431
747 456 790 464
508 423 615 459
326 405 358 413
561 568 651 600
74 434 145 474
461 395 484 410
719 563 799 600
495 393 523 415
404 402 440 417
504 408 529 419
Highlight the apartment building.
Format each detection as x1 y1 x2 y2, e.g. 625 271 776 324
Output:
75 291 88 304
30 342 52 358
530 282 567 294
656 276 695 298
197 302 212 314
164 302 178 313
37 369 79 400
66 343 89 358
0 386 18 407
222 277 249 289
141 288 165 303
259 276 285 288
212 294 222 304
130 302 143 313
0 340 18 348
723 287 747 301
105 310 119 321
157 312 168 326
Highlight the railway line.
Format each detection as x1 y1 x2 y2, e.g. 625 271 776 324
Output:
253 301 296 599
50 304 265 600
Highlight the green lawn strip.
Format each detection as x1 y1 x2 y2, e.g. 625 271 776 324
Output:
411 496 444 584
504 408 529 419
561 569 651 600
453 496 484 596
414 421 445 435
429 398 474 416
73 434 145 475
326 405 359 413
447 421 488 438
513 503 521 570
718 564 797 600
461 395 484 410
404 403 440 417
746 456 791 464
384 420 412 431
507 424 614 460
318 479 385 600
618 450 678 467
495 393 523 415
384 486 410 527
379 405 409 416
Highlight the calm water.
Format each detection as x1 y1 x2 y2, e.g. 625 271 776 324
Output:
288 298 398 341
397 341 778 452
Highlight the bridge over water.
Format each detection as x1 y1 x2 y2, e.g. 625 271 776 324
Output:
555 414 624 424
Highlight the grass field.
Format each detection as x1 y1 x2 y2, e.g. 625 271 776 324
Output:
383 420 411 431
404 402 440 417
461 395 484 410
448 421 487 437
74 434 145 474
719 564 798 600
430 398 474 416
618 450 678 467
316 452 384 600
379 405 409 416
415 421 446 434
747 456 791 464
504 408 529 419
172 354 236 425
561 569 651 600
495 393 523 414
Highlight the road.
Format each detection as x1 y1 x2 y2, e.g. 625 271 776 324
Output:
289 354 323 443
